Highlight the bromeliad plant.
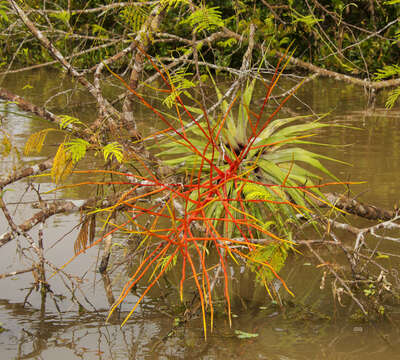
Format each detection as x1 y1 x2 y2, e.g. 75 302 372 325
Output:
50 51 348 338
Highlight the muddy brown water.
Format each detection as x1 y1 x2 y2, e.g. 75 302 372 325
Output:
0 69 400 359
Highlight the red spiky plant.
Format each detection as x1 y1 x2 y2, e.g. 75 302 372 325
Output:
56 49 351 339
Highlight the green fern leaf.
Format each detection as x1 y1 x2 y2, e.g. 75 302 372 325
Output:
186 6 224 33
385 86 400 109
103 142 124 163
0 1 9 23
248 242 289 283
49 10 70 27
160 0 188 8
374 64 400 80
58 115 83 130
163 70 196 108
65 138 90 163
119 5 149 32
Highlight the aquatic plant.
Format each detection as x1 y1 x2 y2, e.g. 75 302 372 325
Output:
42 49 349 338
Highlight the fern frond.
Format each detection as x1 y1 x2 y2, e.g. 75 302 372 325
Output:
52 143 74 184
160 0 188 8
374 64 400 80
49 10 70 27
248 241 289 284
186 6 224 33
383 0 400 5
385 86 400 109
163 70 196 108
65 138 90 163
103 142 124 163
57 115 83 130
24 128 54 155
119 5 150 32
291 14 323 26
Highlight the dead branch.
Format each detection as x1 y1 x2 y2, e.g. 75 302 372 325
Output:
0 267 35 279
8 0 121 128
0 158 53 189
276 51 400 90
319 192 395 221
222 27 400 90
121 3 165 132
0 87 64 127
305 241 368 315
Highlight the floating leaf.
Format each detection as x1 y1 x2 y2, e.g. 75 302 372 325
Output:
235 330 259 339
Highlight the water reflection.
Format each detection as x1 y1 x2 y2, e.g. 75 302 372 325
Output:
1 294 400 359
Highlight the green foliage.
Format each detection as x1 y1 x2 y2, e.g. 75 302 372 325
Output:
385 87 400 109
65 138 90 163
374 65 400 80
119 5 149 33
58 115 83 130
235 330 259 339
291 13 323 27
1 1 398 74
91 24 108 36
384 0 400 4
374 65 400 109
155 75 339 244
248 241 290 284
160 0 188 8
102 142 124 163
163 69 196 108
49 10 70 28
185 5 224 33
0 1 9 23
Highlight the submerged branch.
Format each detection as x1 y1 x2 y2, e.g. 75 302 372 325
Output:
0 158 53 189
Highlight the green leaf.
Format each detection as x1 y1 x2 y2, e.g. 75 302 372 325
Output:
103 142 124 163
0 1 9 23
385 86 400 109
58 115 83 130
374 65 400 80
235 330 259 339
65 138 90 163
185 6 224 33
49 10 71 27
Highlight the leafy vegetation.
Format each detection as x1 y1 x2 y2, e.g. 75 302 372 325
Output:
39 50 353 338
1 1 398 75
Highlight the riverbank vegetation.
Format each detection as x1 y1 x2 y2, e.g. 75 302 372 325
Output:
0 0 400 337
